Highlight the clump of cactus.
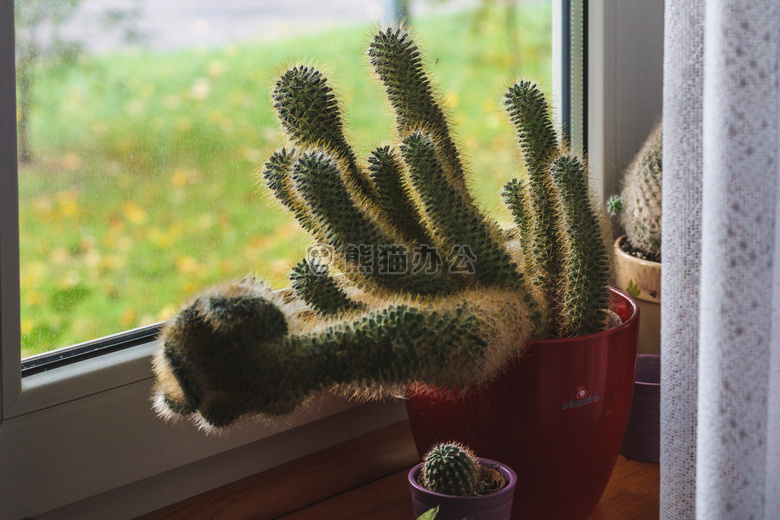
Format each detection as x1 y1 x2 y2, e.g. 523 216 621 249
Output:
151 25 613 431
420 442 481 496
608 120 662 262
419 442 506 496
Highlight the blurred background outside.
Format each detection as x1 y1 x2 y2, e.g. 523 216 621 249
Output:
15 0 552 358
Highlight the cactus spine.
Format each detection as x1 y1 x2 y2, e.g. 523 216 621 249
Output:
610 120 662 260
421 442 480 497
151 25 613 430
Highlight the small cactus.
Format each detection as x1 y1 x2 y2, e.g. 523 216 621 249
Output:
421 442 481 496
611 120 662 260
151 24 614 430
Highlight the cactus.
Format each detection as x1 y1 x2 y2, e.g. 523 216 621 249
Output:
368 27 467 193
154 280 529 427
289 258 363 316
502 81 561 336
368 145 434 246
272 65 377 202
610 120 662 261
420 442 481 496
151 25 614 431
551 156 611 337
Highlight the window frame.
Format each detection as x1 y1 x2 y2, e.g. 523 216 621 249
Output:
0 1 663 517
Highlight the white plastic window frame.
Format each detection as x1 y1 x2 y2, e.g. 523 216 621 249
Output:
0 1 663 518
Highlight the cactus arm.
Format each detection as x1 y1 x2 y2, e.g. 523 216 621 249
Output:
368 27 467 193
504 81 559 175
152 282 533 430
273 65 378 202
501 177 545 331
368 145 435 246
292 150 452 296
504 82 562 332
293 303 489 392
551 155 610 337
289 258 364 315
501 177 536 285
291 150 389 250
401 131 525 289
261 147 326 237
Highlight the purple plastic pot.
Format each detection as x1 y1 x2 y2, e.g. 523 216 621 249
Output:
620 354 660 462
409 458 517 520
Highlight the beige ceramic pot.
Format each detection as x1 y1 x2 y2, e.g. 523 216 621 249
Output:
614 235 661 355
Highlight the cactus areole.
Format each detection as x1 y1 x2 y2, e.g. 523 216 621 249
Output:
151 25 621 433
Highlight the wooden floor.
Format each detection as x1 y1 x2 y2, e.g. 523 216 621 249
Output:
138 421 659 520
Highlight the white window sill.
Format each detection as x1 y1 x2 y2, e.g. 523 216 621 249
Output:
1 338 408 520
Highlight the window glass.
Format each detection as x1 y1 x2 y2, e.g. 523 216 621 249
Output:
16 0 552 358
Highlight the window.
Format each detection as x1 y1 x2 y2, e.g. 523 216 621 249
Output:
1 1 662 518
17 0 553 368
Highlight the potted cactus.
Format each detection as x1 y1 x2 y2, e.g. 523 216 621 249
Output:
151 25 638 520
409 442 517 520
608 120 662 355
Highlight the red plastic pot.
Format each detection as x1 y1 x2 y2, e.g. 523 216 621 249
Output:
405 287 639 520
409 457 517 520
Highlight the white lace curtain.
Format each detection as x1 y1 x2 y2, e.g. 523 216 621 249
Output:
662 0 780 518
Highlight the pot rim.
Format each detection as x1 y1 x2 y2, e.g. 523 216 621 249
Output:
614 235 662 268
409 457 517 500
529 286 639 346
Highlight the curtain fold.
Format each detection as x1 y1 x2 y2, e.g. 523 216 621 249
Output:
662 0 780 518
661 0 703 517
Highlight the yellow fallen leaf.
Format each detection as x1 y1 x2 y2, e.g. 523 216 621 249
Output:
57 191 80 217
119 308 139 328
157 305 178 321
176 256 201 275
122 202 147 225
23 290 43 307
21 319 34 336
445 91 459 108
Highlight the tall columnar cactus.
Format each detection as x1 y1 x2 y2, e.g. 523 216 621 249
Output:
420 442 480 497
151 25 613 431
609 120 662 260
551 156 611 337
501 82 561 336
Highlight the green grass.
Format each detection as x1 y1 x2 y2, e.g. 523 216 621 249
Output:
18 4 552 357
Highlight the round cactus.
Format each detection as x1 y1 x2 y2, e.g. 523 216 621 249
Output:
421 442 480 496
615 120 662 260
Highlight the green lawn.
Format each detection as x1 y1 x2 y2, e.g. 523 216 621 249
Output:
18 4 552 357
